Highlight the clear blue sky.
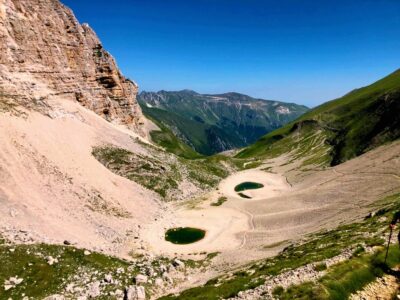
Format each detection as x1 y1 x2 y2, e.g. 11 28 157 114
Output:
63 0 400 107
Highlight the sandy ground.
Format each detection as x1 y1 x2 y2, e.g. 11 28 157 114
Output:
143 171 290 256
0 97 161 256
219 170 290 200
143 205 248 255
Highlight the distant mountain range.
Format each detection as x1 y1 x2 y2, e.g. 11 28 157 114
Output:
138 90 308 156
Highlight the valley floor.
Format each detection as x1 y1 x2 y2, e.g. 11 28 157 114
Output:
1 95 399 299
140 141 400 296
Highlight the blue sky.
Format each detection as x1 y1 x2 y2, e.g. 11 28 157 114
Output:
63 0 400 107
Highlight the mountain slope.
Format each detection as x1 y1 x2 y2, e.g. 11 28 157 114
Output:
237 69 400 166
138 90 308 155
0 0 145 135
143 112 204 159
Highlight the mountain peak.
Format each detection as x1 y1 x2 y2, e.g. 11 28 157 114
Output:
0 0 145 135
179 89 198 94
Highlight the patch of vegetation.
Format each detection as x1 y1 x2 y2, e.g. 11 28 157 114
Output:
0 241 194 299
352 244 365 258
180 154 231 188
210 196 227 206
85 192 131 218
92 144 242 200
263 240 288 249
92 146 181 199
314 262 327 272
0 92 21 114
242 160 263 170
165 227 206 245
237 69 400 166
238 193 252 199
182 252 221 269
0 243 131 299
277 246 399 300
206 252 220 260
158 193 400 300
144 113 203 159
273 282 326 300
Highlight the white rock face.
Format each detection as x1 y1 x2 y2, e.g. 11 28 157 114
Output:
65 283 74 293
0 0 146 135
276 106 291 114
136 286 146 300
43 295 65 300
104 274 113 283
162 272 173 284
46 256 58 265
126 285 146 300
173 259 185 269
87 281 101 298
135 274 148 284
4 276 23 290
155 278 163 286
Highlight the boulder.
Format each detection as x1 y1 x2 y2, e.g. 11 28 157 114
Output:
172 259 185 269
87 281 100 298
46 295 66 300
44 295 65 300
104 274 113 283
4 276 23 290
47 256 58 265
155 278 163 286
135 274 148 284
125 285 146 300
136 286 146 299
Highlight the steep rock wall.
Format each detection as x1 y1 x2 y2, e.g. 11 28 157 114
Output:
0 0 145 134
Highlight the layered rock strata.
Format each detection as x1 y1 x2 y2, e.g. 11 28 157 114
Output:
0 0 145 134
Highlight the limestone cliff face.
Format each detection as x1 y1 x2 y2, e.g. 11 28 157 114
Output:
0 0 145 134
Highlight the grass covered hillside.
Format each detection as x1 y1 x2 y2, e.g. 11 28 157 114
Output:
138 90 308 156
237 69 400 166
144 111 204 159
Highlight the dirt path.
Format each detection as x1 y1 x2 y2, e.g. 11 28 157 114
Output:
350 274 399 300
238 208 255 249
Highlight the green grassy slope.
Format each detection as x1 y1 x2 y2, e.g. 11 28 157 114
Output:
141 105 241 156
237 69 400 166
0 243 132 299
0 241 217 299
142 110 203 159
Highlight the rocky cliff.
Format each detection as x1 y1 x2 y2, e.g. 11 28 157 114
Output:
0 0 145 134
